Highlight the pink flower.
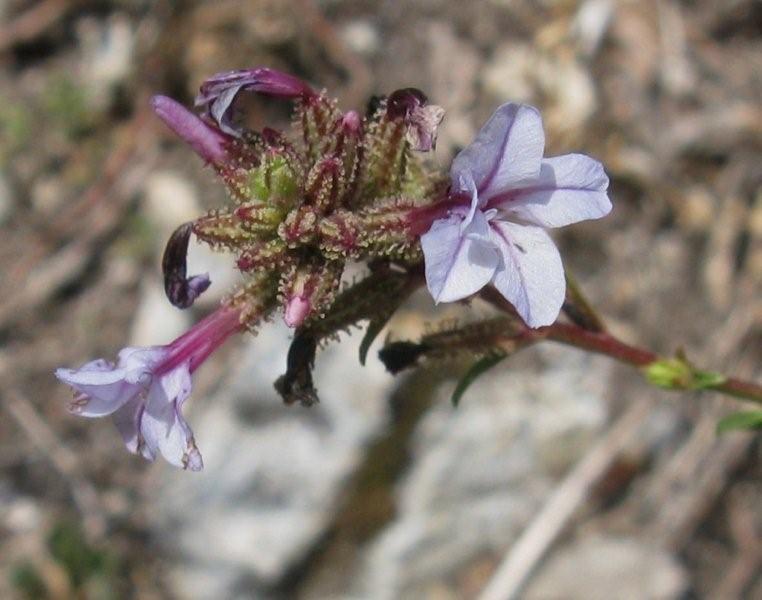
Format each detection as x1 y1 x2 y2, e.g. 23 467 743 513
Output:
421 103 611 327
55 306 243 471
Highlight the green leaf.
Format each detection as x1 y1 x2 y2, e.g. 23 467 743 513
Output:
451 353 507 407
359 315 392 366
716 411 762 434
692 369 726 389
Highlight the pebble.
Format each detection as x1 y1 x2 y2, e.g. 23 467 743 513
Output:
526 535 687 599
341 20 380 56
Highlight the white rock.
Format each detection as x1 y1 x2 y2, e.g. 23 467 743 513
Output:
574 0 614 57
341 20 380 56
129 280 191 346
151 322 392 597
2 497 42 534
525 535 688 599
357 345 609 599
426 22 480 155
143 171 201 232
482 43 597 136
76 15 134 109
482 43 536 105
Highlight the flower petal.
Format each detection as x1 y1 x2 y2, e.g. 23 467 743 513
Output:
55 362 140 417
139 364 203 471
386 88 445 152
451 103 544 201
195 68 315 137
489 221 565 328
490 154 611 228
458 173 481 228
422 211 499 303
151 95 229 165
111 396 145 456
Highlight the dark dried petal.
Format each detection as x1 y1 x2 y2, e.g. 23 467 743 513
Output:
274 333 319 406
195 68 316 137
386 88 428 120
386 88 444 151
162 222 210 309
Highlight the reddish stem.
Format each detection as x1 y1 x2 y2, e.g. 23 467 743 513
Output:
478 287 762 405
539 323 657 366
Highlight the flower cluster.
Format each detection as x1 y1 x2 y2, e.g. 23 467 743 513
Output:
56 67 611 470
154 69 446 328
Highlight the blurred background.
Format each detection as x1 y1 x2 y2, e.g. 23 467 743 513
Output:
0 0 760 598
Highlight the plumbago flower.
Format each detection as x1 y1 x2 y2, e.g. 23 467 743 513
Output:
56 67 762 473
56 306 244 471
57 67 619 471
152 68 446 329
420 103 612 327
57 67 447 469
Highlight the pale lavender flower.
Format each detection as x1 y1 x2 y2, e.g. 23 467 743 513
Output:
421 103 611 328
55 306 243 471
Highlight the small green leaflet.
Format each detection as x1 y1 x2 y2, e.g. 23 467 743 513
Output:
716 411 762 434
692 370 726 389
451 353 507 407
359 314 393 366
644 358 726 391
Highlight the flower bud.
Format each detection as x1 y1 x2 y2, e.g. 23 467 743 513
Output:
280 260 342 327
278 205 320 247
378 341 429 374
152 95 230 165
354 198 422 260
246 152 301 208
304 156 343 213
318 210 360 258
192 203 281 251
236 238 290 273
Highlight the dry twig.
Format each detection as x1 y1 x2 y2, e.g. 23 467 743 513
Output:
477 399 654 600
0 0 79 53
3 389 107 541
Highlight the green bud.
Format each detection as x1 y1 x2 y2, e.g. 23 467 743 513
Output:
643 358 726 391
247 154 300 207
